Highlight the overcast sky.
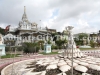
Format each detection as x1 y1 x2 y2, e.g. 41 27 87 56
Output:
0 0 100 34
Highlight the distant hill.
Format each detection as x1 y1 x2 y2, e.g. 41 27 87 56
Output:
0 27 5 35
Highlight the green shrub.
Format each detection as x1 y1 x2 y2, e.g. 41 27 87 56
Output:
51 45 58 50
90 41 96 48
5 47 10 52
22 42 40 53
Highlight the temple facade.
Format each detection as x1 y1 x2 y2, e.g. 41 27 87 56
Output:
4 6 56 46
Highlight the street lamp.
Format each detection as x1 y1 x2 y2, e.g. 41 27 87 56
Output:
11 38 18 75
4 34 17 75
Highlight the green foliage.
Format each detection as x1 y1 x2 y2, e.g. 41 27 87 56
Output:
4 40 16 46
40 52 59 55
74 38 83 45
78 33 88 39
97 43 100 47
79 48 97 50
5 46 18 52
74 33 88 45
17 46 24 51
55 40 62 47
55 39 67 49
47 40 51 44
51 45 58 50
90 40 97 48
38 40 44 44
1 54 19 58
5 47 10 52
0 27 5 35
22 42 40 53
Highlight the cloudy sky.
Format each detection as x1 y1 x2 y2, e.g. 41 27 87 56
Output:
0 0 100 34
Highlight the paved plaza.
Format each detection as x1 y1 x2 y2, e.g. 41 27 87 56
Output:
0 50 100 75
0 54 57 73
0 50 100 69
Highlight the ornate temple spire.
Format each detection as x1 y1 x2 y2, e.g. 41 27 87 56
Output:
22 6 28 22
24 6 26 14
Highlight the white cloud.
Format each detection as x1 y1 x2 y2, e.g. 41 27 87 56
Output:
77 19 89 27
73 19 98 34
0 0 100 34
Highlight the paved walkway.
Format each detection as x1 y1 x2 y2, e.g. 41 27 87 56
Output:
0 54 58 74
0 50 100 74
1 50 100 66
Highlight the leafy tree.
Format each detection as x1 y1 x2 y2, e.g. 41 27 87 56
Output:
22 42 39 53
78 33 88 39
4 40 16 46
47 40 51 44
0 27 5 35
55 39 67 49
38 40 44 44
90 40 97 48
74 33 88 45
51 45 58 50
74 38 83 45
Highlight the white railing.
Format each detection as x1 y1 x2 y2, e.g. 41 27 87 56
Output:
82 50 100 57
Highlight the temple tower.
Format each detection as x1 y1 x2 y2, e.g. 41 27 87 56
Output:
18 6 31 30
22 6 28 22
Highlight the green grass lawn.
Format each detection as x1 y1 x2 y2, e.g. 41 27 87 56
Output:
1 54 19 59
79 48 100 50
39 52 59 55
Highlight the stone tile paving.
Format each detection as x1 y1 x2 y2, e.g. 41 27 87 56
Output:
0 50 100 75
0 54 57 75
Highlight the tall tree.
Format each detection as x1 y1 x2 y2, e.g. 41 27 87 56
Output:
55 39 67 49
0 27 5 35
74 33 88 45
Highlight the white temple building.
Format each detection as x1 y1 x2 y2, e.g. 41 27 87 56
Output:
4 6 56 46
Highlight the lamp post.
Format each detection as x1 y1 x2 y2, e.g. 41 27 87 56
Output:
5 35 17 75
11 47 17 75
10 38 17 75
